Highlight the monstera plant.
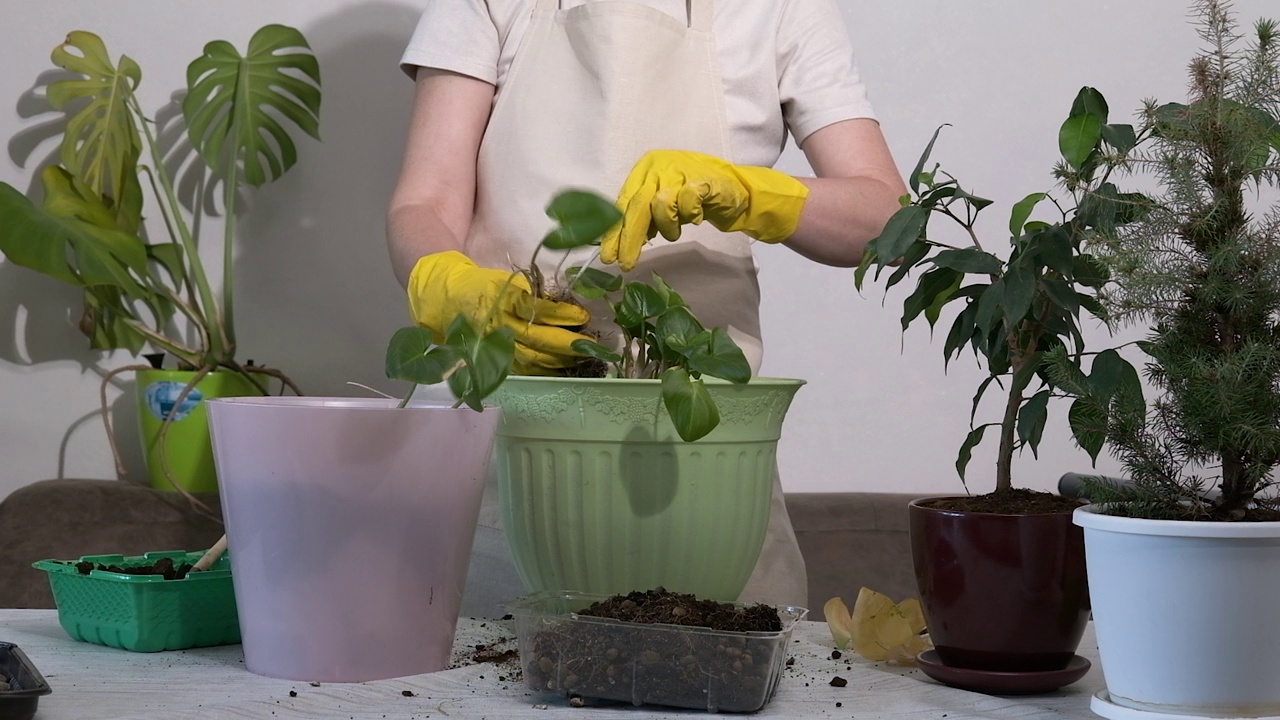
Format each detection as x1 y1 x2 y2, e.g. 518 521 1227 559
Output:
0 25 321 373
0 26 321 491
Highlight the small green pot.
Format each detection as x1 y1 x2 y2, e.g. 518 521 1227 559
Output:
32 550 239 653
493 376 804 601
136 368 261 493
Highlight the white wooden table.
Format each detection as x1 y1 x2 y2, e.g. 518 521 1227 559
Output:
0 609 1107 719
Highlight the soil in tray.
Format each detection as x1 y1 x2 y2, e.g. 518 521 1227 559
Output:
524 587 784 712
74 557 193 580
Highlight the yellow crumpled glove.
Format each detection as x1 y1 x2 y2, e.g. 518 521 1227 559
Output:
407 250 592 375
825 588 931 666
600 149 810 271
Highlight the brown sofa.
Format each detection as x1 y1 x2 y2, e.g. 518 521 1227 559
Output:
0 479 918 620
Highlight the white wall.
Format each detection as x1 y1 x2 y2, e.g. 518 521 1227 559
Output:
1 0 1272 500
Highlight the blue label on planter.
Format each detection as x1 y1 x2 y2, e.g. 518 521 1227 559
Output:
144 381 204 422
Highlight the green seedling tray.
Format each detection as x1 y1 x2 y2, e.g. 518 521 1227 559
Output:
32 550 240 653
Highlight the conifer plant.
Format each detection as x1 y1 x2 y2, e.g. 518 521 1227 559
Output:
1067 0 1280 521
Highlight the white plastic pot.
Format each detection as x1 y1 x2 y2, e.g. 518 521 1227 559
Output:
1075 504 1280 717
207 397 498 682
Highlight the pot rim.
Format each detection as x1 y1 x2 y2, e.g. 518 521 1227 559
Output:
205 396 490 411
909 496 1083 517
500 375 806 388
1074 503 1280 538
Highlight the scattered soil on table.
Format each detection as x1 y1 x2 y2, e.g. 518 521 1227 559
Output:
449 620 523 683
524 587 785 712
74 557 193 580
926 488 1084 515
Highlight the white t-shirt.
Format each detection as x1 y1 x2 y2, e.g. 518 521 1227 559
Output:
400 0 877 167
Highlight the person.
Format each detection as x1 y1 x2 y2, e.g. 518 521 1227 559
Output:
387 0 908 614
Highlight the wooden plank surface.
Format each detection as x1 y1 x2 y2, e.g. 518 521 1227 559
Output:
0 610 1106 719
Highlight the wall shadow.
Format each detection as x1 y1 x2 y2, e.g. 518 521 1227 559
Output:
233 1 421 398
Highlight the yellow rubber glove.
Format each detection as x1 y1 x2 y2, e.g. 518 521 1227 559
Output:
407 250 592 375
601 150 810 271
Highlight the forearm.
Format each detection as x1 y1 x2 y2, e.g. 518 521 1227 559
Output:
387 200 468 287
784 175 904 267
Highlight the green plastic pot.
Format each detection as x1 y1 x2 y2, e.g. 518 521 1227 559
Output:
32 550 239 653
136 368 261 493
493 376 804 601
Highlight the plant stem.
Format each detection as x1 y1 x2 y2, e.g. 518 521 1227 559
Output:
131 97 225 362
221 148 240 353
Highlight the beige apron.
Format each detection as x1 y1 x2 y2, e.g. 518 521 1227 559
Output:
452 0 807 613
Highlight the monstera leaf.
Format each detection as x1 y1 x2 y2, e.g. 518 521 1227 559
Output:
183 24 322 187
0 167 148 292
47 31 144 232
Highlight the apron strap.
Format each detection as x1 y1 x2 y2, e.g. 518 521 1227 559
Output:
688 0 714 32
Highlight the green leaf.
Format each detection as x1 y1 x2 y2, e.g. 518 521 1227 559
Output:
875 205 930 263
655 306 704 359
930 248 1003 275
1017 389 1051 458
1087 349 1126 403
924 272 963 327
884 237 930 290
566 266 622 299
651 273 686 307
1069 399 1107 464
1001 265 1036 322
47 31 142 224
571 339 623 364
1036 225 1073 277
385 326 459 384
953 186 995 211
1101 123 1137 154
1042 277 1081 317
944 304 978 366
956 424 993 480
146 243 186 288
910 125 949 194
1069 87 1109 121
974 280 1003 336
622 282 666 320
0 169 153 300
1072 253 1110 287
661 367 720 442
541 190 623 249
83 288 148 353
1059 114 1104 169
902 267 961 329
467 328 516 402
183 24 322 187
1010 192 1048 238
685 327 751 384
969 374 996 424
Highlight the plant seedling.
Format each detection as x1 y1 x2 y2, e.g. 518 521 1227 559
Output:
385 188 754 442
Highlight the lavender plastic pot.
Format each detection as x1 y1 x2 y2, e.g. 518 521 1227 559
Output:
207 397 498 682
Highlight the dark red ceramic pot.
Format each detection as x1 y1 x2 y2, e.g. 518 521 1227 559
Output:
909 498 1089 672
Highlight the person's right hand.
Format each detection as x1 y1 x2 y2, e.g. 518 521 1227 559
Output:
407 250 592 374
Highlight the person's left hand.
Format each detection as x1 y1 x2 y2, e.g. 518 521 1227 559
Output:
600 149 810 271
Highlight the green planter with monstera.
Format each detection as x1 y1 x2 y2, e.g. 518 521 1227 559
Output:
0 26 321 492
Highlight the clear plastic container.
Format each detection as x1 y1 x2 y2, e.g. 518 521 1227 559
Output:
509 591 807 712
0 643 52 720
32 550 239 653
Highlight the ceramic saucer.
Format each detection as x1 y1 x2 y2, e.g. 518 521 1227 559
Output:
915 650 1090 695
1091 690 1280 720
